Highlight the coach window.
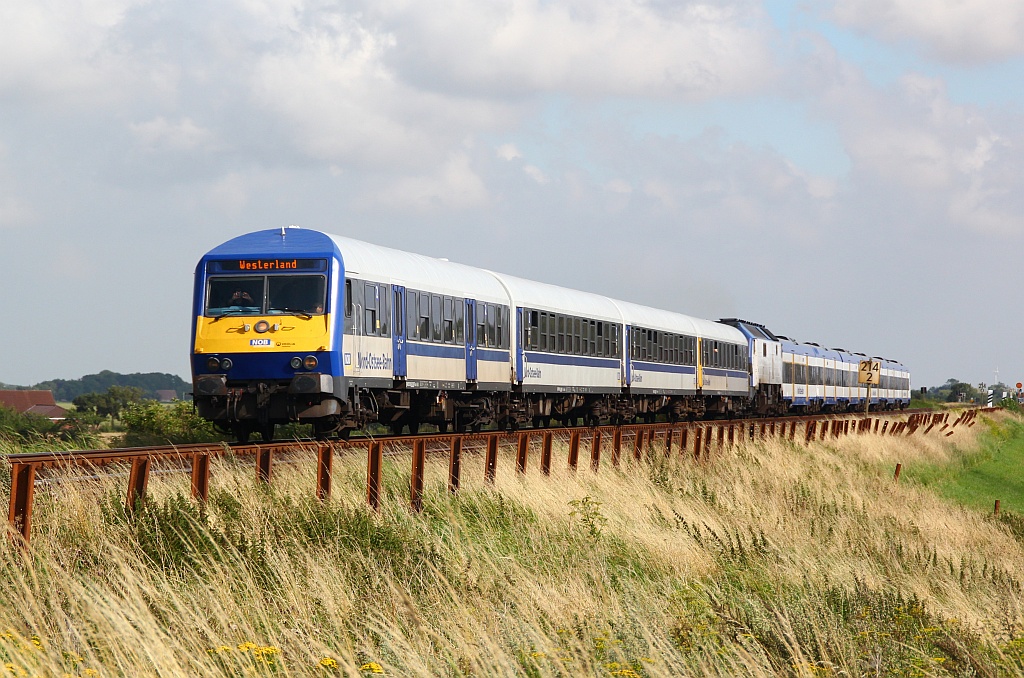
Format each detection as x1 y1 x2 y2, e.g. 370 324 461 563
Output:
363 284 378 336
430 294 441 342
393 289 403 338
344 279 355 333
417 293 429 342
483 304 495 347
379 285 390 337
477 305 486 346
454 299 465 344
401 290 413 340
442 296 455 344
538 313 548 351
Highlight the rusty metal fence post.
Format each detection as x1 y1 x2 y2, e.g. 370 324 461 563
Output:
367 441 383 510
517 432 530 474
411 439 426 511
485 435 499 484
8 463 36 545
591 430 602 471
541 431 553 475
191 452 211 503
449 437 462 492
257 447 273 483
567 430 581 469
126 456 151 512
316 444 333 502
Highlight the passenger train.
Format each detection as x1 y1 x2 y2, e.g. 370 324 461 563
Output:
190 227 911 441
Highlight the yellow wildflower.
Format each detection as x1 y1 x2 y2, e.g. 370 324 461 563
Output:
237 642 258 652
83 670 98 677
359 662 385 674
252 646 280 660
319 657 339 669
610 670 641 678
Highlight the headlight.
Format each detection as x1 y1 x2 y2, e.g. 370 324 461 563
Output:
220 358 233 371
206 357 221 371
290 357 303 370
303 355 318 370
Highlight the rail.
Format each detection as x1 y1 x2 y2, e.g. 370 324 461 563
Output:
5 408 991 546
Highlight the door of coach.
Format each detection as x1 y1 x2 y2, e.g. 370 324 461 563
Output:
392 285 407 378
465 299 478 382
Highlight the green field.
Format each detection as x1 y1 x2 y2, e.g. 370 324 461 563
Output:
907 416 1024 514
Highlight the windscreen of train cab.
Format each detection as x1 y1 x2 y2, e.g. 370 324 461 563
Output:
205 259 329 316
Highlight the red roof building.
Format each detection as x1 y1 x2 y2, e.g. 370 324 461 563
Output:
0 390 67 421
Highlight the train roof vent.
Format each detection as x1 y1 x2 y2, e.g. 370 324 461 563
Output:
831 347 848 352
775 335 791 341
806 342 820 347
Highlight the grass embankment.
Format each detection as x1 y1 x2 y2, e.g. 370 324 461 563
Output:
905 415 1024 514
2 414 1024 676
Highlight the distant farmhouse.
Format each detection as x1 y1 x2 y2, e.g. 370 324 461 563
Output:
0 390 67 421
154 390 178 402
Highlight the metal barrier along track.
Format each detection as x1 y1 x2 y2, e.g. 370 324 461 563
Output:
5 408 993 547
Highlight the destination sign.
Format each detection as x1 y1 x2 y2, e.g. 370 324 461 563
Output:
209 258 326 273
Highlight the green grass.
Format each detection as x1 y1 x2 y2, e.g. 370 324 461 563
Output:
906 416 1024 513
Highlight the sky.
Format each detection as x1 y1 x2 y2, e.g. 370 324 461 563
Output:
1 0 1022 390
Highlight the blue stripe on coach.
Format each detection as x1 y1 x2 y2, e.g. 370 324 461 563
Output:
629 361 696 375
524 352 619 369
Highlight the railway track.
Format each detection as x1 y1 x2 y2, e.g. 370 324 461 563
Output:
5 407 992 546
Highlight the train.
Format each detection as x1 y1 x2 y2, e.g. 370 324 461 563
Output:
190 227 911 441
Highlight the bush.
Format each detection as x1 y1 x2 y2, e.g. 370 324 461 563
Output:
119 400 224 446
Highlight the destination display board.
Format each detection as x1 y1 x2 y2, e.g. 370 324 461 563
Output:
208 258 327 273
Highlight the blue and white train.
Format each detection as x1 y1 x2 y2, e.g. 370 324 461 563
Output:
190 227 910 440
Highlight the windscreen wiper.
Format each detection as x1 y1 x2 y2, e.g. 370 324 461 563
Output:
270 307 313 319
211 309 252 321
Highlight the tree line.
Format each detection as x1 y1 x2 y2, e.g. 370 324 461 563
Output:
1 370 188 401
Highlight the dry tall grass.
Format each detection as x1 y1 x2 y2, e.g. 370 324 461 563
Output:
2 413 1024 676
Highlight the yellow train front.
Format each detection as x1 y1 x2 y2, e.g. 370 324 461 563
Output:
191 228 346 441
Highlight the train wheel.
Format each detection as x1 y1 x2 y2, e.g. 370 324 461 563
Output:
259 424 275 442
234 423 252 444
438 421 450 434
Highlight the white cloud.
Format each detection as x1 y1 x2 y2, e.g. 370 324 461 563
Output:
208 173 251 218
831 0 1024 62
523 165 548 184
496 143 522 161
817 69 1024 234
0 0 149 104
131 117 215 152
357 152 489 212
0 195 36 229
380 0 778 100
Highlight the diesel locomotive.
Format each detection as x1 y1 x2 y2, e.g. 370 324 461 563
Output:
190 227 910 441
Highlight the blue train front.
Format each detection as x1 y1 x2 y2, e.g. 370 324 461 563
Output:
191 228 347 441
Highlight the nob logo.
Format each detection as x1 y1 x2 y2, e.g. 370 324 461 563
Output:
250 339 273 347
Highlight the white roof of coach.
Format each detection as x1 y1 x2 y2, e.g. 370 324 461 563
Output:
327 234 509 304
692 317 748 344
611 299 700 336
486 272 623 322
